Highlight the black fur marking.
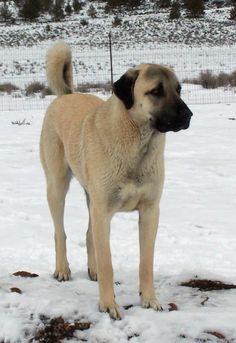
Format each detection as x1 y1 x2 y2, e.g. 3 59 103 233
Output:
113 70 139 109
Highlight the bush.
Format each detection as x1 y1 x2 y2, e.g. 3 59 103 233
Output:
87 4 97 18
76 82 111 93
25 82 45 96
0 83 19 94
112 15 122 27
183 70 236 89
80 18 88 26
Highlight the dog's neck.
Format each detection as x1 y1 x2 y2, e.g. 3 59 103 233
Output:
101 96 165 157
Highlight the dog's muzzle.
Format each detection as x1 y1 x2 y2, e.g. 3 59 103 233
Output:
151 99 193 133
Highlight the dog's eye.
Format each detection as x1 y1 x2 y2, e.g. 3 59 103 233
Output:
148 83 165 97
176 85 182 95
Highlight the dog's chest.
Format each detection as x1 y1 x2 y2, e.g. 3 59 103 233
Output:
109 161 160 212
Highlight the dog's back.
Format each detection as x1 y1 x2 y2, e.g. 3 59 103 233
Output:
40 41 103 184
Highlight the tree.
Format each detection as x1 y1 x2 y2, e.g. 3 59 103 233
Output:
229 3 236 20
73 0 82 13
19 0 41 21
0 1 14 23
105 0 141 12
65 2 72 16
41 0 54 12
169 1 181 20
51 2 65 21
158 0 171 8
184 0 205 18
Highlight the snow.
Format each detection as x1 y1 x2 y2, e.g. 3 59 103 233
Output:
0 96 236 342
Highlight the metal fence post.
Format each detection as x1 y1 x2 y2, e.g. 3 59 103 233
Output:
109 31 114 91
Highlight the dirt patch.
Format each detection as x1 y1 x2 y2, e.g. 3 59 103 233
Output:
13 271 39 278
180 279 236 291
29 316 91 343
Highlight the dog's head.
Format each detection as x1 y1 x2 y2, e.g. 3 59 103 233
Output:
113 64 193 133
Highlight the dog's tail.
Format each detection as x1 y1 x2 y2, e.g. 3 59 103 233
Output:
46 41 73 96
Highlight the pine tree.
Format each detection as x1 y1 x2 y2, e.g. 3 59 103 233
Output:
73 0 82 13
41 0 54 13
0 1 14 23
159 0 171 8
169 1 181 20
229 3 236 20
19 0 41 21
51 3 65 21
105 0 140 12
65 2 72 16
184 0 205 18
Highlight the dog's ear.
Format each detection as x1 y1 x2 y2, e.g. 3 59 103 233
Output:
113 69 139 110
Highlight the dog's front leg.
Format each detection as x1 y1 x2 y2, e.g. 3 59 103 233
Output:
138 202 162 311
90 203 121 320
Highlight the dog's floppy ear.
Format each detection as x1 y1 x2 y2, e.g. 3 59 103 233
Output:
113 69 139 109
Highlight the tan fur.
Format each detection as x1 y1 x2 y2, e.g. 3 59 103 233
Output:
40 42 189 319
46 41 73 96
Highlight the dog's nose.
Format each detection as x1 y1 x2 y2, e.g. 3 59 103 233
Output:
178 99 193 118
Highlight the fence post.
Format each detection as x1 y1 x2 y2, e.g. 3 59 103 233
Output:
109 31 114 91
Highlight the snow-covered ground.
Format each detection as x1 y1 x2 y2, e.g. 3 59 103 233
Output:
0 92 236 342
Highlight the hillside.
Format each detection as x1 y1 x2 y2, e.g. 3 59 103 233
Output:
0 2 236 48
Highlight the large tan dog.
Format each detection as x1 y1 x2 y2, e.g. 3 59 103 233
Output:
40 41 192 319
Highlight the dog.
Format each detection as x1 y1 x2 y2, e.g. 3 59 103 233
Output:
40 41 193 319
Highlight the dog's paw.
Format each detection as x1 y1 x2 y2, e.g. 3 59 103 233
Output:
54 267 71 281
99 300 122 320
88 268 97 282
140 295 162 311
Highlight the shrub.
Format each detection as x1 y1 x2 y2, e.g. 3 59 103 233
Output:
25 82 45 96
80 18 88 26
76 82 111 93
183 70 236 89
0 83 19 94
112 15 122 27
87 4 97 18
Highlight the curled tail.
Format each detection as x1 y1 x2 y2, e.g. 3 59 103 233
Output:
46 41 73 96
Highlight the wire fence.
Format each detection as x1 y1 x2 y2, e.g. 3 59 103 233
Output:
0 39 236 111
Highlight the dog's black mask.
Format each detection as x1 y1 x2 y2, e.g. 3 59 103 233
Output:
151 98 193 133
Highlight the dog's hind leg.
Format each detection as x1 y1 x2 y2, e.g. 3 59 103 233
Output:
41 131 71 281
86 217 98 281
84 191 98 281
